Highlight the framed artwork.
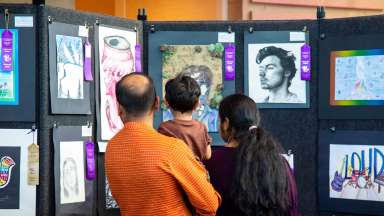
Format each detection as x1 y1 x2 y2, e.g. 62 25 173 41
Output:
97 155 120 215
148 31 236 145
319 34 384 119
161 44 223 132
0 129 36 216
53 126 95 216
0 14 36 122
48 22 91 114
0 147 20 209
319 130 384 215
95 25 137 141
244 31 310 108
0 29 19 105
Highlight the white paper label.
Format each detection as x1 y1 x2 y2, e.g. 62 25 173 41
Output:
289 32 305 42
98 141 108 153
82 125 92 137
218 32 235 43
14 16 34 27
78 25 89 37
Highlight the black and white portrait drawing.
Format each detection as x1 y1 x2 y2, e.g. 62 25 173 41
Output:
60 141 85 204
248 43 307 104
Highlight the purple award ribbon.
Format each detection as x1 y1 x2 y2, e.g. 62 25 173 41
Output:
225 43 235 80
300 43 311 81
85 140 96 180
135 44 142 73
84 40 93 81
2 30 13 72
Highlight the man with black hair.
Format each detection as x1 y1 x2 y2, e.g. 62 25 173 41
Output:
105 73 221 216
256 46 302 103
159 74 212 161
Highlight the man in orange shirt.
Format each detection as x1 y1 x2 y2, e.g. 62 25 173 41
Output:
105 73 221 216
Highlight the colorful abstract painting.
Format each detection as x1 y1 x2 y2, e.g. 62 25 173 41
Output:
330 49 384 106
0 147 20 209
0 29 18 105
330 144 384 201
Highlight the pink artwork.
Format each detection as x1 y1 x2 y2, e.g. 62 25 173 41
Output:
98 26 136 140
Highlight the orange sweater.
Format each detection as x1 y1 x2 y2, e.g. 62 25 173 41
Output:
105 122 221 216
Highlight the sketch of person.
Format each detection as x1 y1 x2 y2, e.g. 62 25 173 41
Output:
256 46 302 103
102 36 134 134
164 65 218 131
62 157 79 199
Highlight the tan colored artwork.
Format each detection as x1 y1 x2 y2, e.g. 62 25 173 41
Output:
161 44 224 132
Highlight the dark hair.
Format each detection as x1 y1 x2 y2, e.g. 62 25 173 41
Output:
115 73 156 117
165 74 201 113
219 94 291 216
256 46 297 87
180 65 213 88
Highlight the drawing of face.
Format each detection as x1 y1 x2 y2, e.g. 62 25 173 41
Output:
63 157 79 197
258 55 285 90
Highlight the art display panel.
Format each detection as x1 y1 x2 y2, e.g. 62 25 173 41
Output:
60 141 85 204
97 25 137 141
48 22 91 115
161 44 223 132
0 29 19 105
318 34 384 119
330 49 384 106
0 129 37 216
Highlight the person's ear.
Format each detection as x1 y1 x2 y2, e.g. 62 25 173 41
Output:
164 97 169 108
222 117 230 132
153 96 160 111
117 104 123 117
192 99 200 111
283 70 292 78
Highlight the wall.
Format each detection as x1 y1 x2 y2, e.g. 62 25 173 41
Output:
243 0 384 20
75 0 114 16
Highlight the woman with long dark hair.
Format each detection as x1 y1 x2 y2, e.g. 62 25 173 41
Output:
204 94 299 216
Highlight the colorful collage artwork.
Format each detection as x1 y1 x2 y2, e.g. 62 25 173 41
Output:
161 44 224 132
0 29 18 105
330 144 384 201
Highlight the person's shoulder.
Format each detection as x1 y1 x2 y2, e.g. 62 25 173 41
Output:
287 92 302 103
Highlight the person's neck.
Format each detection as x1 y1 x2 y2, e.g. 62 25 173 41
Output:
225 139 239 148
268 82 290 102
122 115 154 128
171 110 193 121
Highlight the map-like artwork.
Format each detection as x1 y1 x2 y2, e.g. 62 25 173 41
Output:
331 49 384 106
161 44 224 132
329 144 384 201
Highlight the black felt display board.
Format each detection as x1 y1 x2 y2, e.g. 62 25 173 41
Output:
37 5 141 216
318 15 384 216
318 130 384 215
52 126 95 216
318 34 384 119
147 30 236 146
4 3 384 216
144 20 318 216
48 21 91 115
0 6 36 122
